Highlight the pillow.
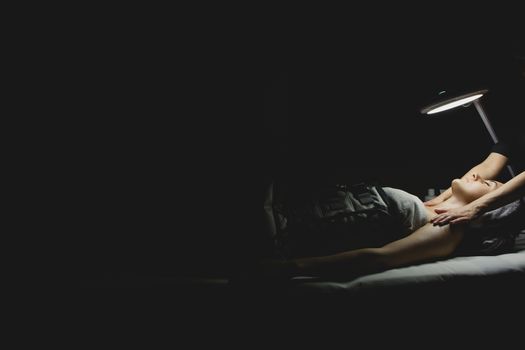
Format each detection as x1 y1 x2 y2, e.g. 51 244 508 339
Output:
458 199 525 255
470 198 524 231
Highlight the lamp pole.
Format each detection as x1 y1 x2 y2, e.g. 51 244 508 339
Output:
472 100 516 178
473 100 498 143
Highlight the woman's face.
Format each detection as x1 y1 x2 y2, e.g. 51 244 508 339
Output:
451 173 502 203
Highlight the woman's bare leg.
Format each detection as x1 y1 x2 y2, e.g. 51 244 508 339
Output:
273 223 465 279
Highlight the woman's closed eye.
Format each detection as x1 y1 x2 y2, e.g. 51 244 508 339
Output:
485 180 501 189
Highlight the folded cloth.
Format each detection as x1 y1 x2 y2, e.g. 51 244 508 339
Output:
382 187 428 235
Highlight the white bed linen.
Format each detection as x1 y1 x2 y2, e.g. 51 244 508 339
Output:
287 249 525 295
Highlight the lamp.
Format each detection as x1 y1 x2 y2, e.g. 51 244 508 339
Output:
421 88 515 178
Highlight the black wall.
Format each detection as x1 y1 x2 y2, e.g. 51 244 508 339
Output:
263 30 524 197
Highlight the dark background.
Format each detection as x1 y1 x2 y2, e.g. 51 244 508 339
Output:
262 28 523 191
70 12 524 285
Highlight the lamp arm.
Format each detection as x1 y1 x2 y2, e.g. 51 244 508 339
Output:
473 100 516 178
473 100 499 143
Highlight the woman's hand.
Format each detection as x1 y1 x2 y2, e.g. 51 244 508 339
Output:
430 203 481 226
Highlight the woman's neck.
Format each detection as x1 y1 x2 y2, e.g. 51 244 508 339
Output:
435 196 468 210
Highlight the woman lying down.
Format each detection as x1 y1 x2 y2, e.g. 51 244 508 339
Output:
259 174 523 280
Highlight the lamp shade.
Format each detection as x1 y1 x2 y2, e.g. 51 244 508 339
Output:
420 89 488 115
419 87 516 178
